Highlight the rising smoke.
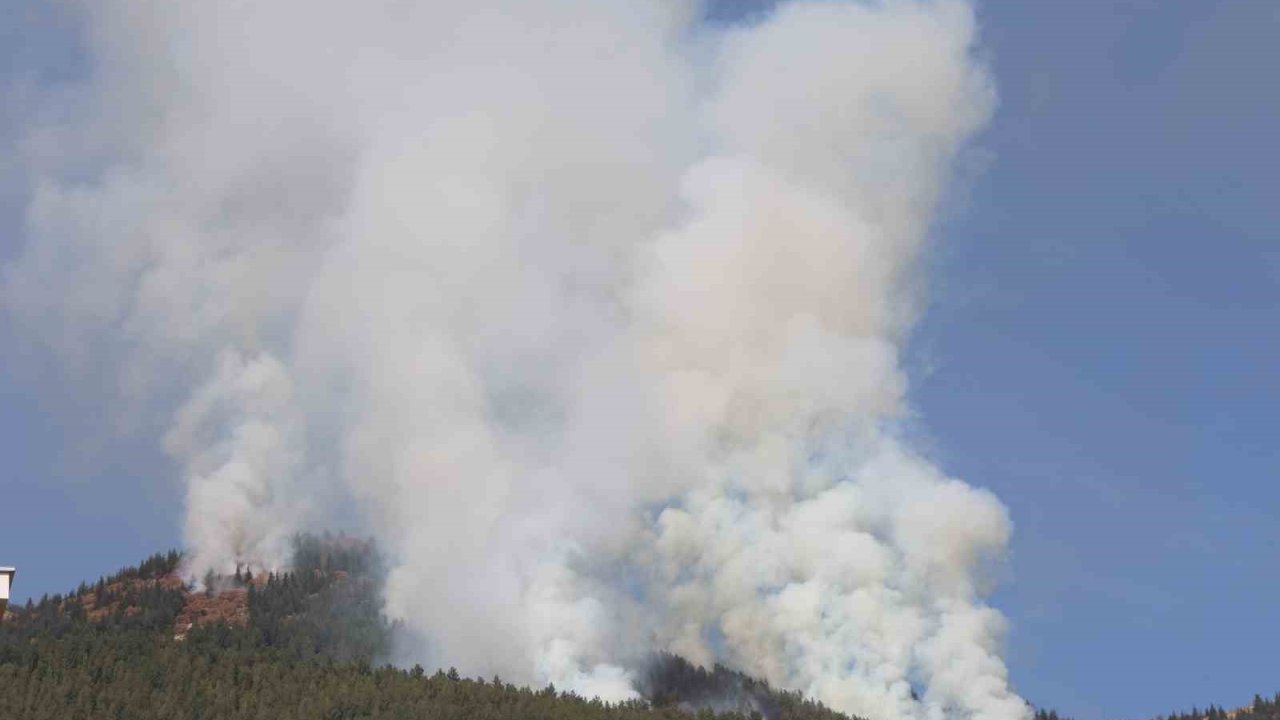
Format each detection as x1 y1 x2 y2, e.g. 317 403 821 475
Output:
1 1 1024 719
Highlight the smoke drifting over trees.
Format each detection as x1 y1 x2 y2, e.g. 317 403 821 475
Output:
2 2 1021 719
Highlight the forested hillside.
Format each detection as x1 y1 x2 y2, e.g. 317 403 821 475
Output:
0 537 851 720
2 539 1274 720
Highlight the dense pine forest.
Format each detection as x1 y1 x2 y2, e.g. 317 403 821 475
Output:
0 536 849 720
1 538 1274 720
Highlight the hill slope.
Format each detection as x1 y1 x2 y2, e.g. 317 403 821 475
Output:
0 537 849 720
1 539 1275 720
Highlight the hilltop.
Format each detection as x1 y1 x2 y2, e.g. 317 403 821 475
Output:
1 537 1275 720
0 536 848 720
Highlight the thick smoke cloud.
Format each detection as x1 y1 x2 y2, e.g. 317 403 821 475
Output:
1 2 1022 719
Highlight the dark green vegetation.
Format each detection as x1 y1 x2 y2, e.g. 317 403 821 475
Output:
0 537 853 720
1163 697 1280 720
640 652 840 720
1034 696 1280 720
1 538 1273 720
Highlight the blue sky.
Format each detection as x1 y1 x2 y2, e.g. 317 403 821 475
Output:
1 2 1277 719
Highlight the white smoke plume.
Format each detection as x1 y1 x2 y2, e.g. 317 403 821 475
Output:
1 1 1024 720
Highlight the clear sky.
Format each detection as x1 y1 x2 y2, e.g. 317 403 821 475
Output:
1 2 1277 720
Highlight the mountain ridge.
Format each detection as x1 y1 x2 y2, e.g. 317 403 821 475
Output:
1 539 1274 720
0 536 850 720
